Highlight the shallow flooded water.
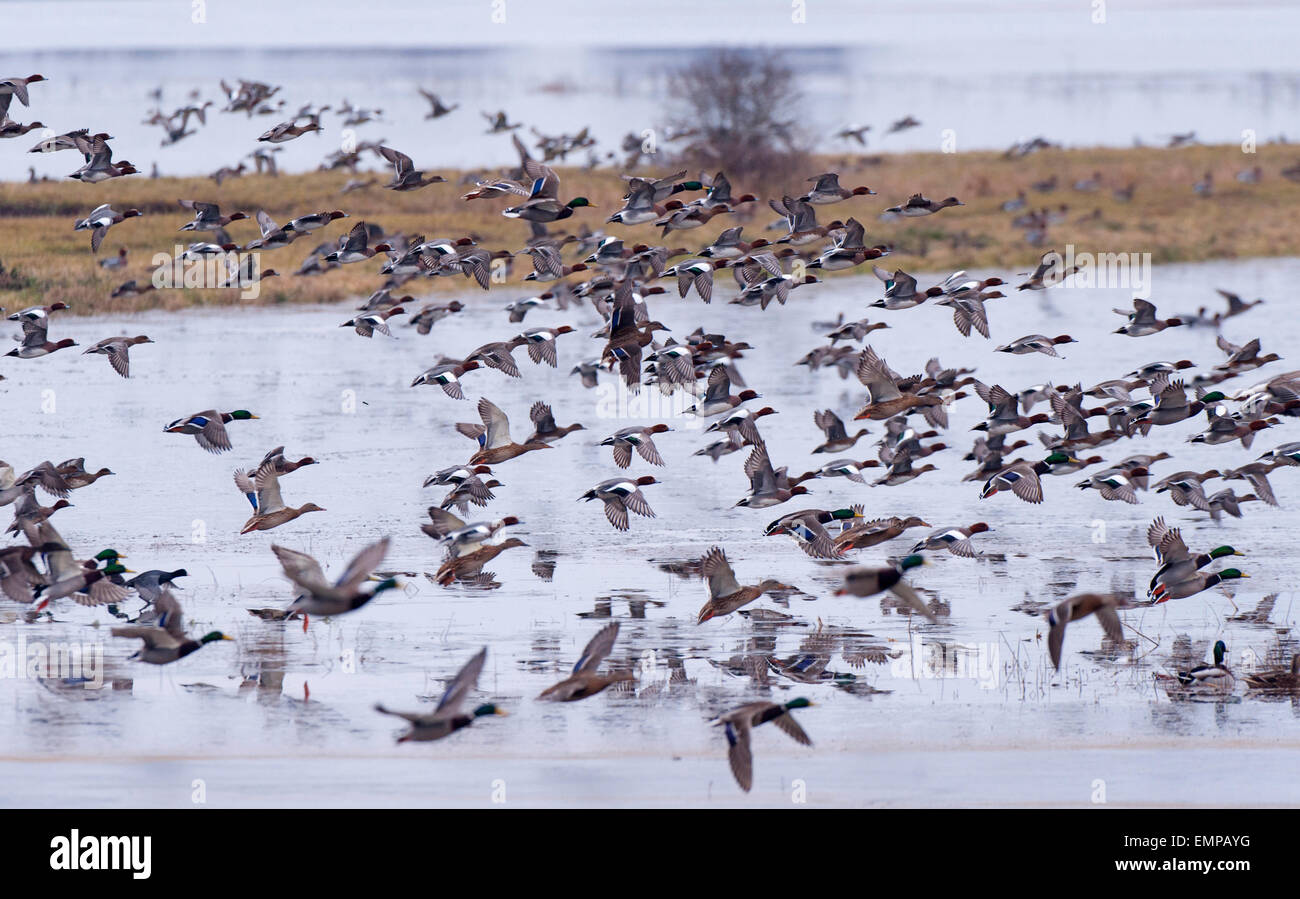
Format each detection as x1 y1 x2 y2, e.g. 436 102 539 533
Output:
2 257 1299 807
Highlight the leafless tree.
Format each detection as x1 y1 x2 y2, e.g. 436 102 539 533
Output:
665 50 810 183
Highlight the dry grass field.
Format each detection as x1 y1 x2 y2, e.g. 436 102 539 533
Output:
1 142 1297 316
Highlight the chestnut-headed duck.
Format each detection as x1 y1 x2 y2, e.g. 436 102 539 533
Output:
580 476 658 531
600 424 671 469
884 193 963 216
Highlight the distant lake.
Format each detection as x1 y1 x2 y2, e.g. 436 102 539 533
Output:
4 42 1300 181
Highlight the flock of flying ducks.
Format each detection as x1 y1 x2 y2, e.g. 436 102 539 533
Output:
4 70 1300 794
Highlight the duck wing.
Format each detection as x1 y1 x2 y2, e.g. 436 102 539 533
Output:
700 546 743 601
478 397 513 448
435 647 487 715
573 622 619 674
334 537 391 592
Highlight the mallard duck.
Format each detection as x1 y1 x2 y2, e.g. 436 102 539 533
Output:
1150 568 1248 603
714 698 813 792
1045 593 1126 670
538 622 634 700
164 409 258 454
502 142 594 222
1146 516 1244 602
911 522 991 558
111 590 232 664
124 568 187 603
1157 640 1234 692
834 555 936 622
980 453 1079 504
82 335 153 378
1244 655 1300 691
375 648 506 742
600 423 671 468
580 476 657 531
696 546 793 623
834 515 930 552
505 194 595 223
271 537 396 628
235 465 325 534
764 507 863 559
456 398 553 465
30 521 132 607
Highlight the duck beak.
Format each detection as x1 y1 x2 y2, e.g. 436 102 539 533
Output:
249 414 261 419
1239 573 1251 577
1233 550 1245 556
221 635 235 641
494 708 510 716
120 567 136 574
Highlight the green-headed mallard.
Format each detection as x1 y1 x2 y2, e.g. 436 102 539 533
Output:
980 453 1079 504
1150 567 1248 603
111 589 232 664
1157 640 1234 692
1146 516 1244 602
538 622 634 701
375 647 506 742
714 697 813 792
271 537 397 629
834 554 937 623
164 409 258 454
764 507 863 559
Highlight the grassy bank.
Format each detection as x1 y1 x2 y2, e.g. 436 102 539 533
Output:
1 142 1297 316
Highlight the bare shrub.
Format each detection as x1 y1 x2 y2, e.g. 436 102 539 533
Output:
665 50 810 186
